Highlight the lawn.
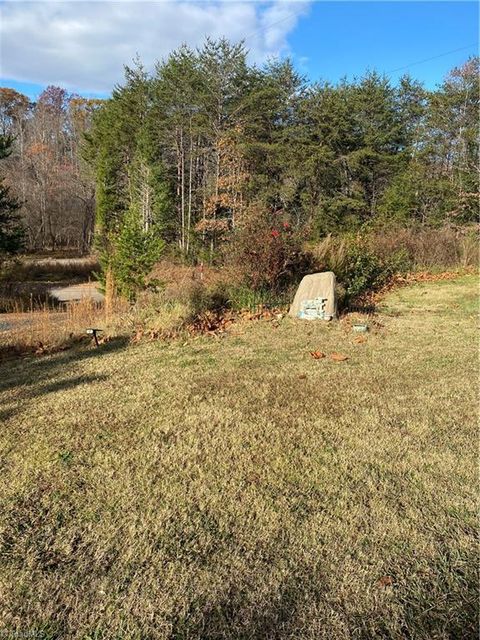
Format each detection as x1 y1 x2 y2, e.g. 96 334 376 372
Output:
0 276 477 639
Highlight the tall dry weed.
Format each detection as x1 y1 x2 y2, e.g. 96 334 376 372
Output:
368 226 479 269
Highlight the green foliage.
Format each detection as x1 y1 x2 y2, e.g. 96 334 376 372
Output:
87 62 173 295
0 134 24 262
314 234 412 304
85 43 478 299
110 208 166 300
379 163 457 226
423 57 479 223
187 281 229 315
335 241 386 302
226 284 292 312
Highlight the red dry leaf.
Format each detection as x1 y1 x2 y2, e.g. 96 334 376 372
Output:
310 351 326 359
378 576 394 587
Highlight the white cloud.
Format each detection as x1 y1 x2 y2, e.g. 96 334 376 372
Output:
0 1 310 93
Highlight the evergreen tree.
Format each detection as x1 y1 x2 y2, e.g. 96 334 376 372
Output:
84 41 478 297
426 57 479 221
86 62 169 297
0 134 24 263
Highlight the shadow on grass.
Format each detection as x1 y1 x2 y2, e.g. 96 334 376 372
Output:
168 563 478 640
31 373 109 398
0 337 129 420
189 574 310 640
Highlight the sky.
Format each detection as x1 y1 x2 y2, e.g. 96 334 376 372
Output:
0 1 478 100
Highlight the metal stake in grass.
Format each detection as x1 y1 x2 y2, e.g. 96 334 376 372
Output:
86 327 102 347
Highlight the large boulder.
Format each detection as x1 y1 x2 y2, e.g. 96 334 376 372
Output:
289 272 337 320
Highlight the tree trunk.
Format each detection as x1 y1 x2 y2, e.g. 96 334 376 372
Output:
186 119 194 254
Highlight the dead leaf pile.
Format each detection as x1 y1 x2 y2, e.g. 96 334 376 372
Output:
239 308 285 321
187 310 236 335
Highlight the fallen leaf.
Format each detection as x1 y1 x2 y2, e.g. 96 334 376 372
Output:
330 352 349 362
354 336 367 344
310 351 326 359
378 576 394 587
34 342 45 355
299 373 307 379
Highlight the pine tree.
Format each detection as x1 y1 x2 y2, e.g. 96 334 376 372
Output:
426 57 479 221
86 62 170 296
84 40 478 295
0 134 24 263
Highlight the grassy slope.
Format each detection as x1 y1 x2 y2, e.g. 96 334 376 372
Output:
0 276 477 639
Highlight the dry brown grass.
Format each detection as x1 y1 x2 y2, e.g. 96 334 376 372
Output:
0 274 222 358
149 259 233 292
0 297 130 360
0 275 477 639
4 256 100 283
311 226 479 273
368 225 479 269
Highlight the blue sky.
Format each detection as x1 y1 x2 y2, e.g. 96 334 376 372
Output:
0 1 478 100
290 1 478 87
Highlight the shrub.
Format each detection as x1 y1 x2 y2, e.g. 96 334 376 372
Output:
134 275 230 338
367 225 479 270
108 209 165 300
230 206 311 292
311 225 478 306
378 164 459 226
336 242 387 303
312 235 411 305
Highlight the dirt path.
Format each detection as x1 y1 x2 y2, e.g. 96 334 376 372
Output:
1 282 103 333
49 282 104 303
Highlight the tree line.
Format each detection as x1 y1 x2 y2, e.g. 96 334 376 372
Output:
0 40 478 292
0 86 101 254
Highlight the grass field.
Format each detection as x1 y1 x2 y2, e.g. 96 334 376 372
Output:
0 276 478 639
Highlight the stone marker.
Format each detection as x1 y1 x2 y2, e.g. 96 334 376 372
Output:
289 271 337 320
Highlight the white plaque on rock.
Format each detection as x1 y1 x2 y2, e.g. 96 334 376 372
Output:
289 272 337 320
